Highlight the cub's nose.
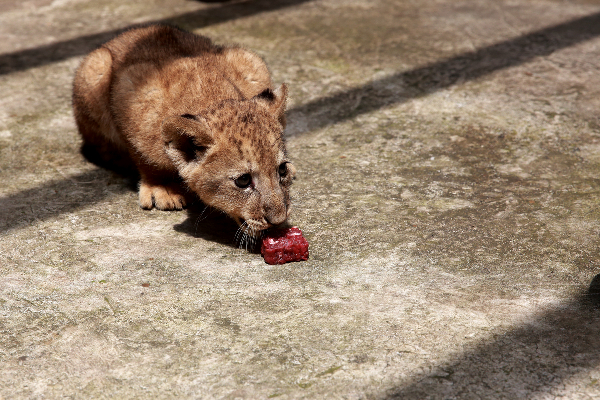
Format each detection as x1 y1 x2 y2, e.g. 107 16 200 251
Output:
264 202 287 227
265 212 287 227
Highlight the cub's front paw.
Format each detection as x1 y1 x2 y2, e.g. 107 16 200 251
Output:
139 182 187 210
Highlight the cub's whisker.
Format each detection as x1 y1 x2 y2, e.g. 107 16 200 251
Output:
234 221 265 251
234 222 245 247
194 205 212 235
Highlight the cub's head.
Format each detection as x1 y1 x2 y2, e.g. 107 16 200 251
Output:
162 84 296 238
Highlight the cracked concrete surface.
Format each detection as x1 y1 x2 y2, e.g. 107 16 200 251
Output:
1 0 600 398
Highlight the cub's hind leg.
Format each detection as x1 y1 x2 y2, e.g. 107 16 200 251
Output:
73 47 133 172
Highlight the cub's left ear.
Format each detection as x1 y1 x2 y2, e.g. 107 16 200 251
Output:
162 114 214 169
254 83 288 128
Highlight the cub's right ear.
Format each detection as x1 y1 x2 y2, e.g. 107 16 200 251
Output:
162 115 214 168
254 83 288 128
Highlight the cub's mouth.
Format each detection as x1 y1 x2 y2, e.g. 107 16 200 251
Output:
240 218 289 235
235 216 291 243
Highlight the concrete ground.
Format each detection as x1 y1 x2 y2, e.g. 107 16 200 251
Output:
1 0 600 398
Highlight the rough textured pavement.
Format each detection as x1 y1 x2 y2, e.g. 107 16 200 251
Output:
1 0 600 398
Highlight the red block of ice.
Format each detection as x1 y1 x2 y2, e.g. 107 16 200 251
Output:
261 226 309 265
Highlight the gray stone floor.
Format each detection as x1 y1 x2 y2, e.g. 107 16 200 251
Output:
1 0 600 398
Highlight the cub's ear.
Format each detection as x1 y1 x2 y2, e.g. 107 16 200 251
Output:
162 114 214 168
254 83 288 128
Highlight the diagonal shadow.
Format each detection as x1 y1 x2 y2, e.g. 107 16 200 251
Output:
287 11 600 135
384 277 600 399
0 0 314 75
0 169 134 234
2 11 600 236
173 203 248 249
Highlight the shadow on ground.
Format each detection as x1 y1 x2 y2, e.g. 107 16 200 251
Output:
385 275 600 398
0 169 124 233
0 0 315 75
289 10 600 134
173 205 245 250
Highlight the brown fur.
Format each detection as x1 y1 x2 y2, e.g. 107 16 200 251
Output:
73 24 295 234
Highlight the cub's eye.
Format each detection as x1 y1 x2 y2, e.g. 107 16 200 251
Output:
234 173 252 189
278 162 288 177
193 145 207 157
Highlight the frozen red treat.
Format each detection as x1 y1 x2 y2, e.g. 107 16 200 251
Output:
261 226 309 265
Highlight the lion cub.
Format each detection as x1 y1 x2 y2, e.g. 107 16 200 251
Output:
73 24 295 236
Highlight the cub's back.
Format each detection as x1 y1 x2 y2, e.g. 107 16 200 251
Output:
107 25 275 167
105 24 219 70
107 24 272 101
